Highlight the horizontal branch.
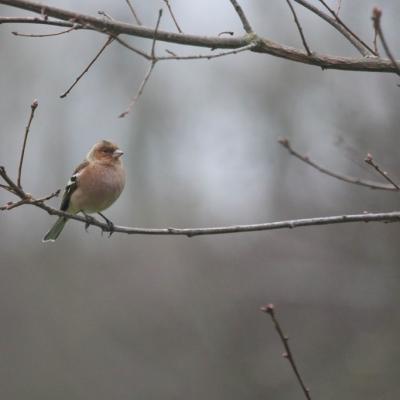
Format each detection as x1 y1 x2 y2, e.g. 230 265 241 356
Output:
28 202 400 237
0 0 399 73
1 166 400 237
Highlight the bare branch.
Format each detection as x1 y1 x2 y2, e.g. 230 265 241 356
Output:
12 23 79 37
60 35 114 98
17 99 38 188
335 0 342 16
364 153 400 190
119 9 162 118
124 0 142 25
157 43 255 61
0 183 16 194
228 0 253 34
285 0 312 56
293 0 374 56
316 0 376 55
371 7 400 76
0 1 399 73
3 165 400 237
260 304 311 400
279 138 398 191
163 0 182 33
118 61 156 117
111 35 152 60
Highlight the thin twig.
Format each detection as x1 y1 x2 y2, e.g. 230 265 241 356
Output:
317 0 376 55
118 62 156 118
1 189 60 210
364 153 400 190
228 0 253 34
17 99 38 188
163 0 182 33
373 28 379 56
157 43 255 61
260 304 311 400
60 35 114 98
0 167 26 198
0 183 16 194
119 9 162 118
111 35 151 59
293 0 374 56
124 0 142 25
279 138 398 191
12 23 79 37
335 0 342 16
371 7 400 76
285 0 312 55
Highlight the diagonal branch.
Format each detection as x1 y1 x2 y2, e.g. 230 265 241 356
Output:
364 153 400 190
118 9 162 118
317 0 376 55
228 0 253 34
279 138 398 191
17 99 38 188
60 35 114 98
124 0 142 26
285 0 312 56
261 304 311 400
163 0 182 33
292 0 374 56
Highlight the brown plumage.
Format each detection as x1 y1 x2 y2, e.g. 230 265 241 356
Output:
43 140 125 242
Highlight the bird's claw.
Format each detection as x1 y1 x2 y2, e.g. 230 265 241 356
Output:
83 214 96 232
100 219 114 237
97 212 115 238
106 219 115 237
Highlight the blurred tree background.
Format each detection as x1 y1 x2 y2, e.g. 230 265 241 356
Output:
1 1 400 399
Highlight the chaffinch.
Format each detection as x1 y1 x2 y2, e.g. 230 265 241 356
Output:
43 140 125 242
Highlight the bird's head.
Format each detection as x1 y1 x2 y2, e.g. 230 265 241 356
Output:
87 140 124 164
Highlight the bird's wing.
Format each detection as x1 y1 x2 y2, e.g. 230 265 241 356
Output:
60 160 89 211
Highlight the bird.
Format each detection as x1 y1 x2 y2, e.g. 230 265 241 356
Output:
42 140 125 242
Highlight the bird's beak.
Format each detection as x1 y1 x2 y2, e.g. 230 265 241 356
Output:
113 149 124 158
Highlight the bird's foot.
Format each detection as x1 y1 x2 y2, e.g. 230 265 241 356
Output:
81 212 96 232
98 212 115 237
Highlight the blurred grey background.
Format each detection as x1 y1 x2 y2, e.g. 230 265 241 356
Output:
1 0 400 399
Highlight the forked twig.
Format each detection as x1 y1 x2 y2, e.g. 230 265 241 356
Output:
163 0 182 33
317 0 376 55
279 138 399 191
60 35 114 98
293 0 374 56
371 8 400 76
260 304 311 400
285 0 312 55
119 9 163 118
17 99 38 188
365 153 400 190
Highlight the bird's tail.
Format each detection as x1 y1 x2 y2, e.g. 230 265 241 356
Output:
42 217 68 242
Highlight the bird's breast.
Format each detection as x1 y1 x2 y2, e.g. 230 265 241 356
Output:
69 163 125 213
